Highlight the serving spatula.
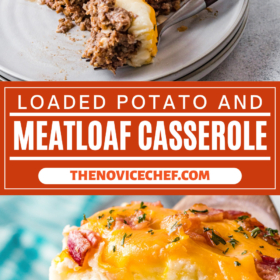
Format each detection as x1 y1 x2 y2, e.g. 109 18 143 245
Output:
173 195 280 230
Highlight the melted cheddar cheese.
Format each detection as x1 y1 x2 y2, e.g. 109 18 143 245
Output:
49 203 280 280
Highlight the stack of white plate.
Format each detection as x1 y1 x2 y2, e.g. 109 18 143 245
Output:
0 0 249 81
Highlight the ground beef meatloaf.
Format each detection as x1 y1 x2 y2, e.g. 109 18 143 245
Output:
42 0 181 33
42 0 172 73
41 0 91 32
82 0 141 73
147 0 181 16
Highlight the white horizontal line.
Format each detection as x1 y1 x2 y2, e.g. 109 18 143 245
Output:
9 113 271 117
5 188 276 190
5 87 276 89
9 157 271 161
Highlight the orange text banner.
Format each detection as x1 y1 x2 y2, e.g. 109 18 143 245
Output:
1 82 278 195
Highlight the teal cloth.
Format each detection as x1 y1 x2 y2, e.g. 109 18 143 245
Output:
0 195 182 280
0 196 113 280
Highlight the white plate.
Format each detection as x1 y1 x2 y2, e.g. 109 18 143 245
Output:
0 10 248 82
0 69 21 81
0 0 248 81
0 12 248 82
181 10 249 81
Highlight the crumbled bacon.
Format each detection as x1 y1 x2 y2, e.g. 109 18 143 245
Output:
187 204 254 223
187 231 207 243
183 216 225 247
262 229 280 247
131 201 164 208
161 213 191 232
114 217 131 230
236 217 280 247
204 229 225 247
255 252 280 280
187 204 224 222
188 205 279 247
187 217 202 232
150 201 164 207
238 217 265 231
80 229 100 246
160 212 209 244
67 230 100 266
183 217 210 245
67 230 91 266
223 210 251 220
114 210 150 230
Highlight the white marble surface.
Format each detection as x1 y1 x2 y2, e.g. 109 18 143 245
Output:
202 0 280 81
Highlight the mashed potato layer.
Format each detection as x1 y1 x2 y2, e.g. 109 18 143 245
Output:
116 0 158 67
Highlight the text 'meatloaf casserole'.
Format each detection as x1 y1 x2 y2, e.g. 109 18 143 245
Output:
50 201 280 280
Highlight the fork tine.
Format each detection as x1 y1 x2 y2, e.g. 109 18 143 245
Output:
94 65 131 71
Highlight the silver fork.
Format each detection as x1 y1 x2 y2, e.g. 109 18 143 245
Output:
157 0 218 43
94 0 218 70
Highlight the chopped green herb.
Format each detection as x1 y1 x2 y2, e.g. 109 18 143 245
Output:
148 229 153 233
277 249 280 251
170 237 180 243
121 233 127 246
229 238 239 249
170 221 178 230
127 233 132 238
234 226 249 239
184 211 187 215
169 221 182 234
107 216 115 229
251 227 261 238
223 248 229 255
234 261 241 267
123 220 128 224
83 214 87 221
113 245 116 252
236 216 250 221
98 214 104 219
228 235 233 238
241 250 247 255
277 267 280 272
265 228 278 237
140 202 147 209
234 226 244 232
109 209 115 214
271 238 279 245
204 227 211 232
260 246 264 248
151 232 154 235
189 209 209 214
138 213 146 223
211 230 226 246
